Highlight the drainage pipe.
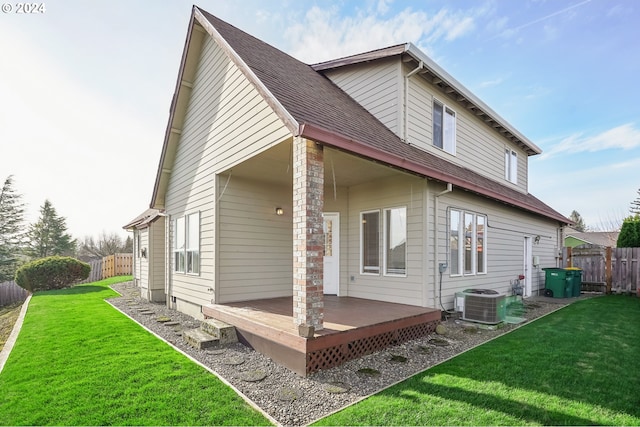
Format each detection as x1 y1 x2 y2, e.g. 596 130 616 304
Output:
404 61 424 142
434 183 453 311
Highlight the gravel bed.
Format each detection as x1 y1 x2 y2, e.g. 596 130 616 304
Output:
108 282 576 426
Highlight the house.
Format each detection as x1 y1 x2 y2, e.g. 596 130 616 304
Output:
123 208 165 302
126 6 569 375
564 229 619 248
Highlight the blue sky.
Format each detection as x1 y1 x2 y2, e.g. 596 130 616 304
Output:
1 0 638 239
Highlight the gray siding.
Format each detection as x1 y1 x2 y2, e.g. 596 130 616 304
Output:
217 175 292 303
405 63 529 193
164 34 291 307
323 59 401 135
429 182 561 309
346 174 428 306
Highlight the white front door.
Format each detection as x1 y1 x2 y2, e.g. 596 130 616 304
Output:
524 237 533 297
323 213 339 295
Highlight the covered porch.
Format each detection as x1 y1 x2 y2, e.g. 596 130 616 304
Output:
203 296 441 376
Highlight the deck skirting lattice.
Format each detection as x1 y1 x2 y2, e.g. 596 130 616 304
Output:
306 319 439 374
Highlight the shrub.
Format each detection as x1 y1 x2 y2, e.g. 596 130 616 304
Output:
617 215 640 248
14 256 91 292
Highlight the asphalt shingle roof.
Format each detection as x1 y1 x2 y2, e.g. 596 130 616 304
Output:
197 8 569 224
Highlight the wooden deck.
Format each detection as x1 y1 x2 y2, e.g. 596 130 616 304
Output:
203 296 441 376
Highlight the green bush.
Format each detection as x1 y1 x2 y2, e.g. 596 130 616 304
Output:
14 256 91 292
617 215 640 248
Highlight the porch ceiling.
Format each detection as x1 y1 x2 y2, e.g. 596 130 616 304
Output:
227 140 403 188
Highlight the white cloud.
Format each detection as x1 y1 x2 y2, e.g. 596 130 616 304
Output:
540 123 640 159
284 5 481 63
480 76 505 88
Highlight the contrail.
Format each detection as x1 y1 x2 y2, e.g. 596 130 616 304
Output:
488 0 592 41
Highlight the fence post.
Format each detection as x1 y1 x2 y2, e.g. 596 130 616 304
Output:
566 246 572 268
605 246 612 294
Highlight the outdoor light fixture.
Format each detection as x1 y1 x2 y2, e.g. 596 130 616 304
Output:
275 207 284 216
534 235 541 244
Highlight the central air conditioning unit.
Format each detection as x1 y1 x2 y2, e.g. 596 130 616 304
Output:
460 289 506 324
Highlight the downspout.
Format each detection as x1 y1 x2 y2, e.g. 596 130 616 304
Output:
434 183 453 311
404 61 423 142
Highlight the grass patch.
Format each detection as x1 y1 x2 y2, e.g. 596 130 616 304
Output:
0 276 271 426
315 295 640 426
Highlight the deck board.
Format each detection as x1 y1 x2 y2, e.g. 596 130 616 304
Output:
203 296 441 375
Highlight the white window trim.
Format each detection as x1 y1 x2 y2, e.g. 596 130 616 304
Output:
383 206 408 277
449 208 487 277
360 210 381 275
173 212 200 276
433 98 457 156
173 216 185 274
186 212 200 276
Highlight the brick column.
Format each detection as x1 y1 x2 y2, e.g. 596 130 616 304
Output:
293 137 324 332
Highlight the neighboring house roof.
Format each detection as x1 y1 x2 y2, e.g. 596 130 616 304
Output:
151 6 570 225
565 231 619 247
123 208 163 230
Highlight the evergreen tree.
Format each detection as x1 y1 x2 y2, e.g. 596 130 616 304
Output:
616 215 640 248
26 200 76 258
569 210 587 232
0 176 25 281
630 188 640 215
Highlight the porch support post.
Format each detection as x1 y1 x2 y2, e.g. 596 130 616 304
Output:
292 137 324 332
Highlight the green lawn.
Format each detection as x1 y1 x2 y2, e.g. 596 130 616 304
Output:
0 276 271 426
315 295 640 426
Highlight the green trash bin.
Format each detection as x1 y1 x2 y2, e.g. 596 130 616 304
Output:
543 268 569 298
565 268 582 297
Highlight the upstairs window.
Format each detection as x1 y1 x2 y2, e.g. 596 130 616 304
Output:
433 100 456 155
505 148 518 184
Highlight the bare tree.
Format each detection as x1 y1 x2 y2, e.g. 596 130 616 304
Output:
78 231 131 258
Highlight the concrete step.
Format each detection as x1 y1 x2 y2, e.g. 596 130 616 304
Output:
183 328 219 350
201 319 238 345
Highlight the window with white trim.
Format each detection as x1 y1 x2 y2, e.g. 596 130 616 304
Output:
433 100 456 155
173 213 200 274
361 210 380 274
384 207 407 276
186 212 200 274
173 217 185 273
505 148 518 184
449 209 487 276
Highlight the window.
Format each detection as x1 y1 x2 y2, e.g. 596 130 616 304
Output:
384 207 407 276
433 100 456 155
186 212 200 274
505 148 518 184
173 217 185 273
449 209 487 276
173 212 200 274
449 210 460 275
361 211 380 274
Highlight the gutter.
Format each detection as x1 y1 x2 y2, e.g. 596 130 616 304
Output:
434 183 453 309
298 123 569 224
404 61 423 142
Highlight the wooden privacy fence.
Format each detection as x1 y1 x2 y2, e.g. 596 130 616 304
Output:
564 245 640 295
0 280 29 306
101 253 133 279
0 254 132 306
